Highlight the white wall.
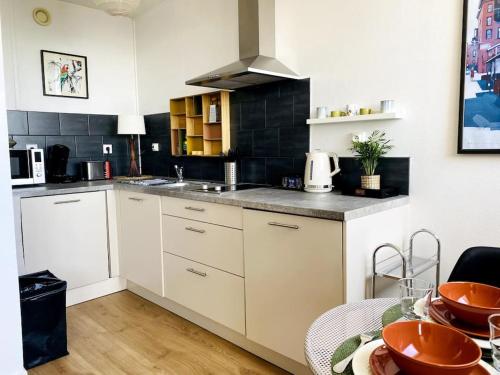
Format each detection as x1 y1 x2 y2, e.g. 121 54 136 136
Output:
0 0 137 114
134 0 500 282
274 0 500 280
134 0 238 114
0 13 27 375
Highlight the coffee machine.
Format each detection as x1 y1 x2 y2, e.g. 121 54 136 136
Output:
47 144 76 183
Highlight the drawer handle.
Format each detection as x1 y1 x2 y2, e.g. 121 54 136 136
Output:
186 268 207 277
185 226 206 234
185 206 205 212
268 222 300 230
54 199 81 205
128 197 143 202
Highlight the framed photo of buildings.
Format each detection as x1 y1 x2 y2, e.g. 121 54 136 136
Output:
458 0 500 153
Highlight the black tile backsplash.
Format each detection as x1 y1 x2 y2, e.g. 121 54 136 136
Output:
253 128 280 157
60 113 89 135
46 135 77 157
8 110 129 177
266 96 293 128
12 135 46 151
241 100 266 129
8 79 311 184
231 79 311 184
75 136 103 158
7 110 28 135
27 112 60 135
332 157 410 195
89 114 117 136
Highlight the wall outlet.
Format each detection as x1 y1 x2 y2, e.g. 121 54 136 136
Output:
103 144 113 154
152 143 160 152
26 144 38 150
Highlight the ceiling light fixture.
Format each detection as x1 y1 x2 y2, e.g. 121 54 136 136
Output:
93 0 141 17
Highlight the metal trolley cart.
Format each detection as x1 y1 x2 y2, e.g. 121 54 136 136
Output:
371 229 441 298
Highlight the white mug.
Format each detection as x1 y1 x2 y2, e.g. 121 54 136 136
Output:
346 104 358 116
316 106 328 119
381 100 395 113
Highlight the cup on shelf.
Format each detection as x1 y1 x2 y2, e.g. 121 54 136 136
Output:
380 100 395 113
489 314 500 371
359 108 372 115
346 104 358 116
316 106 328 119
399 278 434 320
331 110 341 117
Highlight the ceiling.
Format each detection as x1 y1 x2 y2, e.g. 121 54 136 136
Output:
57 0 164 17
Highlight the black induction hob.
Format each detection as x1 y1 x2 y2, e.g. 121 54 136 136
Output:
194 183 269 193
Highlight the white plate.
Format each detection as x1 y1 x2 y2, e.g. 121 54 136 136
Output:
352 339 383 375
351 339 498 375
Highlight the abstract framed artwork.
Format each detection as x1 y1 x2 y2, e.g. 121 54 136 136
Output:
41 50 89 99
458 0 500 153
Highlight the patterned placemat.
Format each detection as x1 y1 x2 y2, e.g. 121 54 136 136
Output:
381 304 402 327
330 330 381 375
330 304 400 375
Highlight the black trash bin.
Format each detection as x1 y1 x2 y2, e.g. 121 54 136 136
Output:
19 270 69 369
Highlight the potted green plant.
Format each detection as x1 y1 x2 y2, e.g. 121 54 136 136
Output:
350 130 393 190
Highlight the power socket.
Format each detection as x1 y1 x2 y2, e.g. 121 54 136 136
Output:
103 144 113 154
152 143 160 152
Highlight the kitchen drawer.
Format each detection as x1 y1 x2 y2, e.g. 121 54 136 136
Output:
163 215 243 276
161 196 242 229
163 253 245 334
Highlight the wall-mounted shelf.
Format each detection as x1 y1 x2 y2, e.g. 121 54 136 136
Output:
169 91 230 156
306 111 404 125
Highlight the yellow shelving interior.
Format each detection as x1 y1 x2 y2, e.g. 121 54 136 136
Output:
169 91 230 156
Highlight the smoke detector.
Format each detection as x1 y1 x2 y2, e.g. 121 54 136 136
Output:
93 0 141 16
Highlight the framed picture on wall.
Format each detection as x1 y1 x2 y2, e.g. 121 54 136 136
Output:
41 50 89 99
458 0 500 153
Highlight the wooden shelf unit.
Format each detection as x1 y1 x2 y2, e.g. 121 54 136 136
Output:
169 91 230 156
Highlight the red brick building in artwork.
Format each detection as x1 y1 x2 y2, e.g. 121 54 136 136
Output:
474 0 499 75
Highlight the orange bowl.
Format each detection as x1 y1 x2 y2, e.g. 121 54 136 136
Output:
439 282 500 327
382 320 481 375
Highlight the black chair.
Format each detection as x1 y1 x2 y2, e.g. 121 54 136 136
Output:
448 246 500 288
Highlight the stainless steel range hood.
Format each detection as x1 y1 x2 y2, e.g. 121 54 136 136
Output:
186 0 300 89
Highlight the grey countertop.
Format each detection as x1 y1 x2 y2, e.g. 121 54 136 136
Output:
12 180 409 221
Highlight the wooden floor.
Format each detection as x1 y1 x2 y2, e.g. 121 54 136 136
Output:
29 291 289 375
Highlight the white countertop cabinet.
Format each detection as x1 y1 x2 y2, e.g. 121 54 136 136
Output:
118 191 163 296
243 209 344 364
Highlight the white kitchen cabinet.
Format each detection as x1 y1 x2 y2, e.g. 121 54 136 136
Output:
119 191 163 296
21 191 109 290
243 209 344 364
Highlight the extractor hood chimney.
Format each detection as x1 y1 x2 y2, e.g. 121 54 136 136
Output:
185 0 300 90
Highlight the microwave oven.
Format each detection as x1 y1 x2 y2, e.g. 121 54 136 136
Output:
10 149 46 186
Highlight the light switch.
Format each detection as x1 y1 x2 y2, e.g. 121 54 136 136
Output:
152 143 160 152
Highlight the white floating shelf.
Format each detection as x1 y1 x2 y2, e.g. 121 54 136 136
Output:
306 111 404 125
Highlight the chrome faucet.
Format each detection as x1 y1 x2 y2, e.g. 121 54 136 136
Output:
174 165 184 182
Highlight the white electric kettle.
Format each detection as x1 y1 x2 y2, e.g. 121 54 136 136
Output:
304 150 341 193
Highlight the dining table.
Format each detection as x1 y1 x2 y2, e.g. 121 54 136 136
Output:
305 298 398 375
304 297 497 375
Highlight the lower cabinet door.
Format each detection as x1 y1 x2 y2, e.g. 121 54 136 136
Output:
163 252 245 334
119 191 163 296
243 209 344 364
21 191 109 289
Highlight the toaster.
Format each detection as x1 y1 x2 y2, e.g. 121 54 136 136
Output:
81 161 105 181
